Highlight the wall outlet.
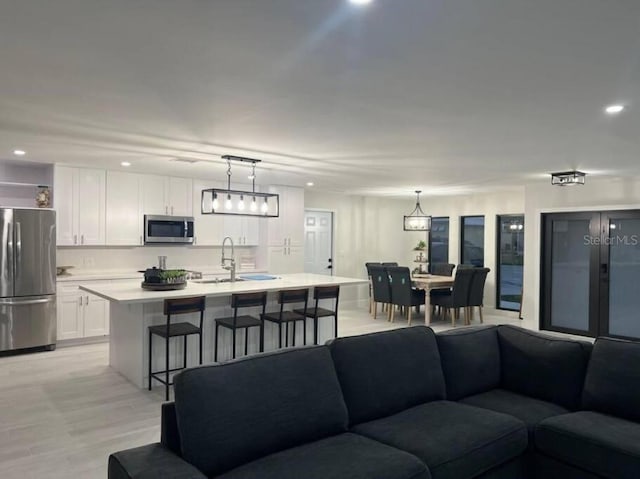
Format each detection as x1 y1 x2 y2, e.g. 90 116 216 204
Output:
84 257 95 268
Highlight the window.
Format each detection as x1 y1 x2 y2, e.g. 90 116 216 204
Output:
461 216 485 266
429 217 450 265
497 215 524 311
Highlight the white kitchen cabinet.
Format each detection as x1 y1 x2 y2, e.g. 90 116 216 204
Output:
106 171 143 245
57 294 83 340
140 174 167 216
57 283 109 339
83 295 109 337
54 166 76 246
265 245 304 274
267 186 304 247
192 179 224 246
167 177 193 216
223 216 260 246
141 175 192 217
54 166 106 246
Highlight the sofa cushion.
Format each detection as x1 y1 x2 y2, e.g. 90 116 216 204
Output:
436 326 501 400
582 337 640 422
352 400 528 479
329 326 446 425
460 388 568 442
173 346 348 477
216 432 431 479
536 411 640 479
497 325 590 410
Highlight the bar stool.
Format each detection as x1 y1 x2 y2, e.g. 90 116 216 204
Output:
262 288 309 348
214 291 267 362
294 285 340 345
148 296 205 401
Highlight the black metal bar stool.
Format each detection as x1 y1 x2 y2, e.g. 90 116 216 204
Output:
214 291 267 362
148 296 205 401
294 285 340 345
262 288 309 348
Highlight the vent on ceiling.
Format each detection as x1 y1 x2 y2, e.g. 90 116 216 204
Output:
170 158 201 164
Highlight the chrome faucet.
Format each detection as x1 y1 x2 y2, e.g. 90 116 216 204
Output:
221 236 236 282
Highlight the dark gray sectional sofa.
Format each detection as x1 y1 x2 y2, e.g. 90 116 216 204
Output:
108 325 640 479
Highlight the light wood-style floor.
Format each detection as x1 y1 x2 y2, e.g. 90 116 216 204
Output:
0 307 521 479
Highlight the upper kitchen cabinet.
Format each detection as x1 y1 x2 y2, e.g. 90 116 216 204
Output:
54 166 106 246
106 171 143 245
141 175 192 217
267 186 304 247
192 179 224 246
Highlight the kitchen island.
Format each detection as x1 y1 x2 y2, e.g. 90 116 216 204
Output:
80 273 367 389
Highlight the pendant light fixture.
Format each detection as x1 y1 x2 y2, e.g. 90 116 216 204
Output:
403 190 431 231
550 171 586 186
201 156 280 217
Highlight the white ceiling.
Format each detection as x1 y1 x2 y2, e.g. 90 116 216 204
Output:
1 0 639 198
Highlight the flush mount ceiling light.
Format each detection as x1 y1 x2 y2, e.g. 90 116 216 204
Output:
403 190 432 231
605 104 625 115
350 0 373 5
306 182 314 187
551 171 586 186
13 149 26 156
201 155 279 218
121 161 131 167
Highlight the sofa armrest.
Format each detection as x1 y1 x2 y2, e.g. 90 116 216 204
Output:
108 443 207 479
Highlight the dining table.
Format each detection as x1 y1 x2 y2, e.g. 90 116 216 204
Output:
412 274 455 325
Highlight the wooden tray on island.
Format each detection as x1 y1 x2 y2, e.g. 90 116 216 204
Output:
141 281 187 291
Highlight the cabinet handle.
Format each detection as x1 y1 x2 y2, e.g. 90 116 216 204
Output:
140 235 143 245
78 296 82 306
81 235 84 245
85 296 89 306
165 206 168 215
74 235 77 245
171 206 174 215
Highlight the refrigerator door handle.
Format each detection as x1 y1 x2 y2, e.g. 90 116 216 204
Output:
15 221 21 281
0 297 54 306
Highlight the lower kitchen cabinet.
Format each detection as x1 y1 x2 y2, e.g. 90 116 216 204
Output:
57 283 109 340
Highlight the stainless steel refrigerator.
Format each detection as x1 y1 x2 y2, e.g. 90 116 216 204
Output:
0 208 56 353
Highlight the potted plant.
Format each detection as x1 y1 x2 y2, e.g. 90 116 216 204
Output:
413 240 427 251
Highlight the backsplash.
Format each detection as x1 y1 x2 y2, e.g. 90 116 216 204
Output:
56 245 258 272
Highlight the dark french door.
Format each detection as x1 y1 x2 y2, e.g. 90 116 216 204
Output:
541 210 640 340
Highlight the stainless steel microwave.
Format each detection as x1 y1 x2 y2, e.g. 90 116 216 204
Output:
144 215 195 244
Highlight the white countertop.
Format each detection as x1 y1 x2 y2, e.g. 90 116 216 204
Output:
79 273 367 304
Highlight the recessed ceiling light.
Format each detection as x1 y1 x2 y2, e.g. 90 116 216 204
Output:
350 0 372 5
13 149 26 156
121 161 131 167
306 182 315 187
605 104 625 115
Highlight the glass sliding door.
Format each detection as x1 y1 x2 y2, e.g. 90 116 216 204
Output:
601 212 640 339
496 215 524 311
429 217 450 265
461 216 485 266
541 210 640 340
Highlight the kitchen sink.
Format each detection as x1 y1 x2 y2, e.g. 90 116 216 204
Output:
192 278 245 284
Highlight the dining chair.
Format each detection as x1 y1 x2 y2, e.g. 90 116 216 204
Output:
369 264 392 320
365 262 382 315
467 268 490 324
431 268 475 326
387 266 425 325
430 263 455 276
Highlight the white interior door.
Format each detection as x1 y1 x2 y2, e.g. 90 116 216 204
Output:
304 210 333 275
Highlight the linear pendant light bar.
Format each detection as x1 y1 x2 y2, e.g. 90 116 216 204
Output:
201 155 280 217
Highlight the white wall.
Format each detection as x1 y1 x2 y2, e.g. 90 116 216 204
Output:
57 245 257 272
522 177 640 330
304 192 425 305
418 189 525 311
